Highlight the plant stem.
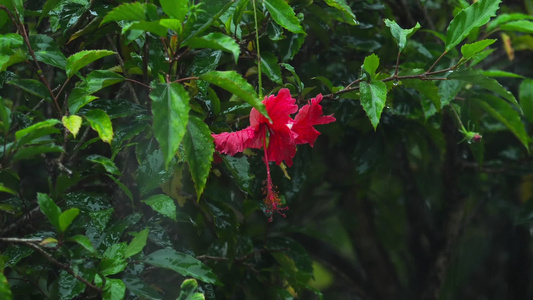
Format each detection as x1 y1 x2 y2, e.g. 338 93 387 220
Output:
252 0 263 98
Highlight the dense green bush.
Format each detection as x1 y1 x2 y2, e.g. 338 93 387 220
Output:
1 0 533 299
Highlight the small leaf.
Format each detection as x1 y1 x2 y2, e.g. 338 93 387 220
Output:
445 0 501 51
66 234 96 253
15 119 61 146
86 70 124 93
66 50 115 78
260 51 283 84
472 95 529 152
486 13 533 31
101 2 150 25
150 83 190 169
188 32 240 63
384 19 421 52
183 116 214 201
103 278 126 300
125 228 149 258
362 53 380 77
37 193 61 232
68 87 99 114
7 79 51 101
85 109 113 144
160 0 188 22
177 279 205 300
142 194 177 221
264 0 305 34
199 71 269 120
0 183 16 195
481 70 524 78
86 154 121 175
323 0 357 25
62 115 82 138
501 20 533 33
144 249 218 284
58 208 80 232
460 39 496 61
360 81 387 130
520 79 533 124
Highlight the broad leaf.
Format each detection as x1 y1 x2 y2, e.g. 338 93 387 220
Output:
177 279 204 300
445 0 501 51
0 269 12 300
85 109 113 144
7 79 51 101
101 2 150 25
125 228 149 258
481 70 524 78
29 34 67 70
66 50 115 78
486 13 533 31
126 21 168 37
472 95 529 152
0 97 10 134
37 193 61 232
58 208 80 232
15 119 61 146
264 0 305 34
384 19 421 52
360 81 387 130
123 275 162 300
150 82 190 169
460 39 496 61
160 0 188 22
448 69 520 111
501 20 533 33
12 144 64 162
0 183 16 195
260 51 282 84
188 32 240 63
183 116 214 201
66 234 96 253
62 115 82 138
144 249 218 284
323 0 357 25
142 194 177 221
403 80 441 118
520 79 533 124
199 71 269 120
68 87 99 114
86 154 121 175
86 70 124 93
103 278 126 300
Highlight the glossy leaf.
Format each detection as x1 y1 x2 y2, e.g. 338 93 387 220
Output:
123 274 162 300
58 208 80 232
199 71 269 120
160 0 188 22
126 20 168 37
62 115 82 138
481 70 524 78
86 154 121 175
363 53 380 78
260 51 283 84
0 33 22 48
142 194 177 221
103 278 126 300
188 32 240 63
125 228 149 258
66 50 115 78
384 19 421 52
323 0 357 25
58 270 86 300
101 2 150 25
37 193 61 232
150 82 190 169
360 81 387 130
445 0 501 51
0 98 10 134
177 279 204 300
12 144 64 162
85 70 124 93
85 109 113 144
460 39 496 61
520 79 533 124
144 249 218 284
264 0 305 34
29 34 67 70
15 119 61 146
501 20 533 33
66 234 96 253
100 243 127 276
486 13 533 31
472 95 529 152
7 79 51 101
0 183 16 195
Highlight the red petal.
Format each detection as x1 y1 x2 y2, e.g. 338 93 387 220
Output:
266 125 298 166
293 94 336 146
212 127 258 156
250 88 297 130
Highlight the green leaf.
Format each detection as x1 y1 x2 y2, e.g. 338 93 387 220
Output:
199 71 269 120
264 0 305 34
177 279 205 300
126 20 168 37
66 234 96 253
183 116 214 201
448 69 520 111
362 53 380 78
323 0 357 25
481 70 524 78
0 183 16 195
123 274 162 300
472 95 529 152
144 249 218 284
12 144 64 162
7 79 51 101
445 0 501 51
188 32 240 63
29 34 67 70
520 79 533 124
101 2 150 25
100 243 127 276
0 269 12 300
85 109 113 144
0 97 10 134
125 228 149 258
86 154 121 175
103 278 126 300
62 115 82 138
15 119 61 146
58 208 80 232
106 174 134 202
360 81 387 130
37 193 61 232
487 13 533 31
403 80 441 118
460 39 496 61
312 76 334 92
150 82 190 169
384 19 421 52
66 50 115 78
501 20 533 33
86 70 125 93
68 87 99 114
260 51 282 84
160 0 188 22
58 270 86 300
0 33 22 48
142 194 177 221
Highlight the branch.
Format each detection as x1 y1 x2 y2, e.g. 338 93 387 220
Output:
0 206 41 236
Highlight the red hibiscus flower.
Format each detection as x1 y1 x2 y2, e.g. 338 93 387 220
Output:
212 88 335 221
